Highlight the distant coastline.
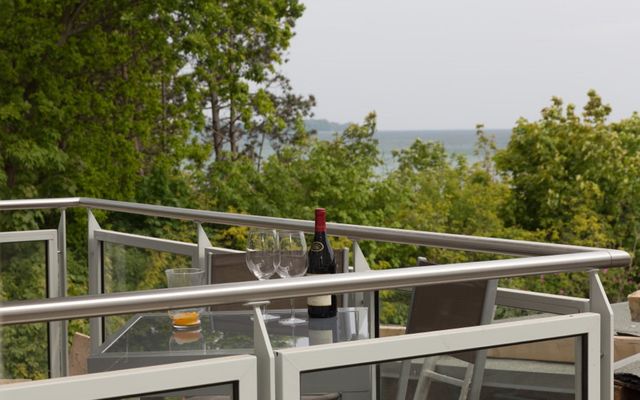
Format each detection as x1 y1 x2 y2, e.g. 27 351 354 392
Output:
306 119 512 172
304 118 351 132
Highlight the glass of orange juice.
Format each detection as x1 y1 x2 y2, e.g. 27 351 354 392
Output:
165 268 206 329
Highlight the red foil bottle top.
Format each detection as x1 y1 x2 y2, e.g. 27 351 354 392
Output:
315 208 326 232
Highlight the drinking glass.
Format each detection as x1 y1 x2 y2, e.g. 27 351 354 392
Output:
165 268 206 330
246 228 280 321
276 230 308 326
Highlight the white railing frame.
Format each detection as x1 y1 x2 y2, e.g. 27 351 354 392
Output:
0 354 257 400
0 229 66 378
276 313 601 400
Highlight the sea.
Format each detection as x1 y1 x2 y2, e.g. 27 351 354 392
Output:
315 129 512 174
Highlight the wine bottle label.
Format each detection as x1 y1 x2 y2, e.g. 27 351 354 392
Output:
307 294 332 306
309 329 333 345
310 241 324 252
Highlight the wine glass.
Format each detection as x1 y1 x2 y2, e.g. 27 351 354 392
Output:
276 230 308 326
246 228 280 321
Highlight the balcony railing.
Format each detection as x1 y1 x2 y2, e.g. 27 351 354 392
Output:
0 197 632 400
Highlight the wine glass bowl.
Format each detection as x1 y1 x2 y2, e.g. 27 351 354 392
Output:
277 231 307 278
276 230 308 326
246 228 279 320
246 229 278 279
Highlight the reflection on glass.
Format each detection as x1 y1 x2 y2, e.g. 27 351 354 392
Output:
494 305 544 320
0 241 49 380
169 326 205 353
102 243 192 336
90 309 368 374
300 336 578 400
102 382 234 400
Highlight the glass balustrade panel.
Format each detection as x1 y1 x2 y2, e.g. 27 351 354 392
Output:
102 242 193 338
98 382 235 400
300 336 580 400
0 241 49 380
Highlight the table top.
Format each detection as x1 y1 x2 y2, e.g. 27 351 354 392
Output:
89 307 369 372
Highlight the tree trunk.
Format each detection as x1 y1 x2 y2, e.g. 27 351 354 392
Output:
229 102 237 155
161 78 167 152
210 88 222 160
4 161 16 189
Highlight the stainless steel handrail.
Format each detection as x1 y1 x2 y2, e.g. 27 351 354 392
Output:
0 250 629 325
0 197 599 256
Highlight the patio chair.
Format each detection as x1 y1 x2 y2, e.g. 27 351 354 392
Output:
68 332 91 376
395 257 498 400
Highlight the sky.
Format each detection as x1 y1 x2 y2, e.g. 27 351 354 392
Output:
281 0 640 130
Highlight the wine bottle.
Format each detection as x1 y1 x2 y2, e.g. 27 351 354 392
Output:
307 208 338 318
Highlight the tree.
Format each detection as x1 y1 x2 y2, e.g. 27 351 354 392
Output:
203 112 381 220
495 91 640 299
0 1 310 380
494 91 639 248
179 0 315 163
0 2 209 210
1 1 311 212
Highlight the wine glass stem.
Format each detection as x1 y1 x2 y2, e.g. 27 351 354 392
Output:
289 299 295 320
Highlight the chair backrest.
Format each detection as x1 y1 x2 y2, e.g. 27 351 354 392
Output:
68 332 91 376
209 249 349 311
405 257 497 363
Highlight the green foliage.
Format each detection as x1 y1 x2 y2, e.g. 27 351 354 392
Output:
495 91 640 300
495 91 634 243
181 0 314 162
0 1 203 205
368 135 519 272
0 0 309 380
380 289 411 326
0 242 48 379
202 112 381 223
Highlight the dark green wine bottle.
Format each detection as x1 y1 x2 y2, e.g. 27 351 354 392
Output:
307 208 338 318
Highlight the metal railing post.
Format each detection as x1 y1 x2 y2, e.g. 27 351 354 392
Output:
252 304 275 400
46 228 64 378
87 210 103 351
352 241 376 337
52 210 68 377
590 270 613 400
0 230 62 378
197 223 212 283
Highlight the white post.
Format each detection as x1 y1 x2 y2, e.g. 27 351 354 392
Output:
87 210 103 351
352 241 377 399
196 223 213 283
47 223 65 378
589 270 612 400
252 303 275 400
